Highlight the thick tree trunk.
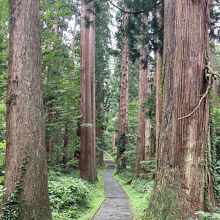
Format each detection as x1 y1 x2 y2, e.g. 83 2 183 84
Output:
116 13 129 171
80 0 97 183
155 6 163 167
3 1 52 219
146 1 216 219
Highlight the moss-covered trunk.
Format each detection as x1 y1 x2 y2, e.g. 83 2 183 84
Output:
146 0 217 219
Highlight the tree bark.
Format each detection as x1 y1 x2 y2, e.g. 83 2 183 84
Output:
146 1 216 219
155 5 163 168
135 16 149 175
145 68 152 164
90 4 97 181
135 15 152 177
80 0 97 183
3 1 52 219
116 13 129 171
144 118 151 163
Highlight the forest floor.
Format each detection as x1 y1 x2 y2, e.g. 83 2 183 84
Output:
92 155 133 220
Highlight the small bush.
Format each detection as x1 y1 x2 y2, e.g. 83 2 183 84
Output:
48 172 90 219
131 178 154 194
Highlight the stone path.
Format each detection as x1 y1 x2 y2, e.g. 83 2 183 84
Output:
93 155 133 220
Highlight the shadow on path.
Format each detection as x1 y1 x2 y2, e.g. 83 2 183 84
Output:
93 155 132 220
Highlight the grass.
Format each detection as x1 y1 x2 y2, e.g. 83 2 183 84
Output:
114 174 153 219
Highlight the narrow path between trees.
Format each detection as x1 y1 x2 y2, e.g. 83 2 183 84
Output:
93 155 133 220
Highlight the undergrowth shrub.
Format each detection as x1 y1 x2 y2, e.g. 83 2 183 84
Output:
188 207 220 220
130 178 154 194
48 171 90 219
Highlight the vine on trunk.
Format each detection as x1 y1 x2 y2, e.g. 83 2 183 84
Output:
1 152 30 219
178 53 219 120
209 94 220 205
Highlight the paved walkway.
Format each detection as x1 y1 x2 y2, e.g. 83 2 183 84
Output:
93 155 132 220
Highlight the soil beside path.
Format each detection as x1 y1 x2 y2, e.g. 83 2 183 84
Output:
93 155 133 220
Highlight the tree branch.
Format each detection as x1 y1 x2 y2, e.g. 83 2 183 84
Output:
106 0 161 15
149 28 163 36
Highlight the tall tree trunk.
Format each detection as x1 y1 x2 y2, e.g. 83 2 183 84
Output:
116 13 129 171
135 15 151 177
80 0 97 183
90 5 97 180
146 1 217 219
144 118 151 162
3 1 52 219
135 17 149 175
112 131 116 152
155 5 163 168
145 69 152 164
